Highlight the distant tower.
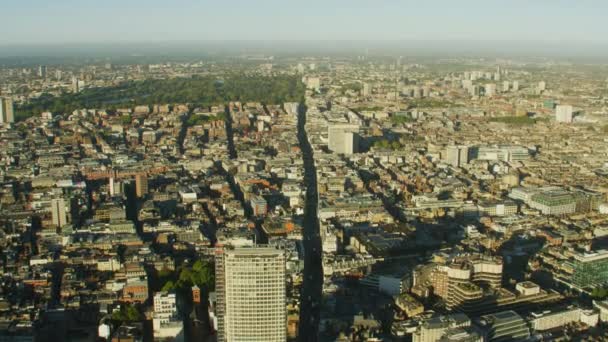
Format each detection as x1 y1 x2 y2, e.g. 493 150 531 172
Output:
51 198 67 228
512 81 519 92
538 81 546 92
0 98 14 124
485 84 497 97
135 174 148 198
296 63 305 74
72 77 80 93
215 247 286 342
447 145 469 168
38 65 47 79
362 83 371 96
555 105 573 123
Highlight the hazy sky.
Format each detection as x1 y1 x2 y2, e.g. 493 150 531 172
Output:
1 0 607 44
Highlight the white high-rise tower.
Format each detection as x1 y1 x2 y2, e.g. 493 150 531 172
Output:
216 247 286 342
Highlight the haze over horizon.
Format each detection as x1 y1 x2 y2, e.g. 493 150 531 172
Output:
2 0 607 45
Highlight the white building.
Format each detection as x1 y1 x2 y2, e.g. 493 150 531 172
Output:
362 83 371 96
556 104 573 123
328 124 359 155
51 198 67 228
446 145 469 168
529 306 598 331
474 145 530 163
413 313 471 342
216 247 286 342
153 292 183 340
485 83 497 97
512 81 519 91
593 300 608 322
305 77 320 91
538 81 546 91
321 225 338 253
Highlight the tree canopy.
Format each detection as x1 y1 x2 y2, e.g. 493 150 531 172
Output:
186 112 226 126
159 260 215 293
16 75 305 120
591 287 608 300
111 304 143 322
373 139 403 150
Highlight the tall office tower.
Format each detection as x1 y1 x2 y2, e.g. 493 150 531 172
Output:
328 124 359 155
215 247 286 342
55 69 62 80
494 72 500 81
51 198 67 228
38 65 47 78
362 82 371 96
72 77 80 93
135 174 148 198
446 145 469 168
502 81 510 92
0 97 15 124
512 81 519 91
555 104 573 123
109 177 124 197
485 83 497 97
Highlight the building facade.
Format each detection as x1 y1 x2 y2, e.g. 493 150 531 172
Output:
216 247 286 342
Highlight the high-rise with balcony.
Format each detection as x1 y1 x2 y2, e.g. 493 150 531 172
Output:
215 247 286 342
